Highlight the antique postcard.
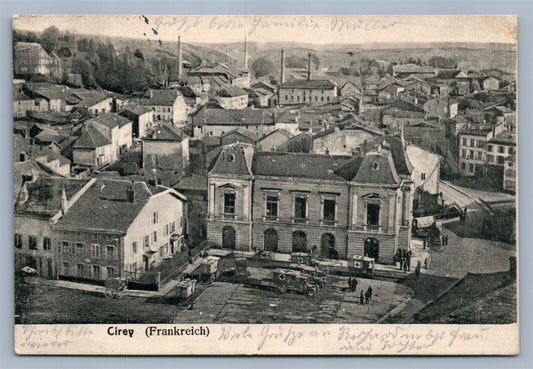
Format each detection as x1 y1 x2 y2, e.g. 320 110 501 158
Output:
12 15 518 355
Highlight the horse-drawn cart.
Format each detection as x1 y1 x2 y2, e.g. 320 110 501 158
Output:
104 277 128 299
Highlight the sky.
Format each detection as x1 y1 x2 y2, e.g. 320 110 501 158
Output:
12 15 516 45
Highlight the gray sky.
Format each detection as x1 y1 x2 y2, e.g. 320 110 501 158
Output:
13 15 516 45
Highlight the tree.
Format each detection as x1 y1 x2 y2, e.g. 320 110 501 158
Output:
251 57 274 78
41 26 60 53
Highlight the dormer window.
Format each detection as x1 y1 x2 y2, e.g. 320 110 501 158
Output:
228 154 235 163
372 162 379 170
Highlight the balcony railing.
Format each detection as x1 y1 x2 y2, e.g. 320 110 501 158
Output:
292 217 308 224
321 219 337 227
364 224 381 232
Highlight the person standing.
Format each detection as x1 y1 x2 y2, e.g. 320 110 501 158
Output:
352 278 358 293
365 289 370 304
424 257 428 269
366 286 373 302
360 290 365 305
403 260 408 274
407 251 412 271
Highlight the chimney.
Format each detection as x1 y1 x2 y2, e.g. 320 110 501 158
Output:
244 37 248 70
280 50 285 86
126 180 136 203
307 52 312 81
61 186 68 214
177 35 183 79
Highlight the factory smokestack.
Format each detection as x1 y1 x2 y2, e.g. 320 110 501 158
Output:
280 50 285 86
307 52 311 81
177 35 183 79
244 37 248 70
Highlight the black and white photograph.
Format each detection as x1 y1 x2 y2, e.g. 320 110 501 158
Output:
12 15 518 355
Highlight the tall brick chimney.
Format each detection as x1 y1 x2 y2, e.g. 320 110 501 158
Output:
244 37 248 70
307 52 311 81
280 50 285 86
177 35 183 79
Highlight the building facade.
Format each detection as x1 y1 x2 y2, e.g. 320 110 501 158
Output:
278 80 337 106
206 139 414 264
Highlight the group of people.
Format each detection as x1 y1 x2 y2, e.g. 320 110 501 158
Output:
347 277 373 305
393 249 412 272
441 234 449 246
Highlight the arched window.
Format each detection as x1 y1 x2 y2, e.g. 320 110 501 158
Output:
292 231 307 252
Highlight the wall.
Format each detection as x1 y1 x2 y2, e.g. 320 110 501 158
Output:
122 192 185 277
195 124 276 139
142 138 189 186
88 98 112 115
13 99 36 118
14 216 55 278
279 87 337 105
256 131 291 152
172 95 188 125
218 95 248 110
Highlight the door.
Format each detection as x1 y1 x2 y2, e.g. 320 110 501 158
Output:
264 229 278 252
364 238 380 263
292 231 307 252
320 233 336 258
222 226 236 249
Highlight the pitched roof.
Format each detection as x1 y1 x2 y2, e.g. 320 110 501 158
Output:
193 107 275 126
252 152 350 181
139 89 179 106
15 177 90 218
73 126 111 149
88 113 132 129
385 136 413 176
121 105 153 116
208 143 254 176
280 79 336 90
143 122 188 141
353 148 401 185
489 131 516 145
55 179 156 232
218 85 247 97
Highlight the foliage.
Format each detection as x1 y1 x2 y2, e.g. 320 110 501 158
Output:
251 57 274 78
428 56 457 69
41 26 60 53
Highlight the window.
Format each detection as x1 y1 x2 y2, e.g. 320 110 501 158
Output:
294 196 307 220
487 154 494 162
170 221 176 233
153 212 158 224
29 236 38 250
498 146 505 154
461 162 466 170
62 241 69 254
132 242 137 254
165 224 169 236
323 199 336 222
76 242 83 254
153 231 157 243
477 140 484 148
372 162 379 170
224 193 236 215
91 244 101 258
42 237 51 250
509 147 514 154
367 203 380 226
159 246 164 257
15 234 23 249
462 138 467 146
461 149 466 158
469 163 474 172
266 195 278 218
144 235 150 249
105 245 116 260
497 156 505 164
421 173 426 180
487 144 493 152
93 265 101 279
106 267 116 278
63 262 70 275
76 264 85 278
476 151 483 160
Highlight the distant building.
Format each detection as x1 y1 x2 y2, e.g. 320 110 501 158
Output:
192 106 276 138
392 64 435 79
120 105 154 139
406 145 441 195
14 177 93 278
138 89 188 126
13 83 35 118
486 130 516 179
255 129 293 152
220 129 257 146
86 113 133 158
312 127 382 156
423 97 458 119
278 79 337 105
53 179 187 282
217 85 249 109
72 126 114 168
142 123 190 187
188 64 250 89
458 128 493 176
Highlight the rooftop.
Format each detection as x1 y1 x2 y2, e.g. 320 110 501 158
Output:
143 122 188 141
139 89 179 106
55 179 156 232
193 107 275 126
280 79 336 90
88 113 132 129
73 126 111 149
